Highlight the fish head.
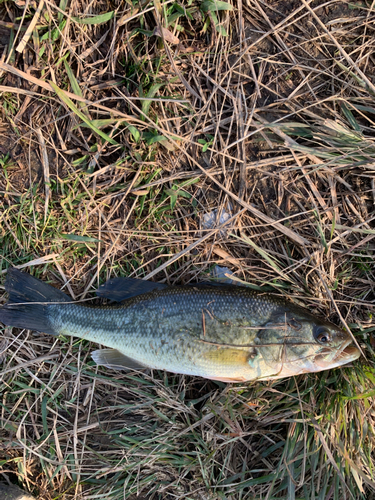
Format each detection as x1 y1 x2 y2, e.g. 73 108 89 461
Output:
254 309 361 379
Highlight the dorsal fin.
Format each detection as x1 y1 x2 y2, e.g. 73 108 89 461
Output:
96 277 168 302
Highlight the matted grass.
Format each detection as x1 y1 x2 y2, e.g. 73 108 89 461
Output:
0 0 375 498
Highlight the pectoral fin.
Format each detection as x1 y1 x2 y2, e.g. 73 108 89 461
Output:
91 349 148 370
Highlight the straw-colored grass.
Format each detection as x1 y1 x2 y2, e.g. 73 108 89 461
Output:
1 0 375 498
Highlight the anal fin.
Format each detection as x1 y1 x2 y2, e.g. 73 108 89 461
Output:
91 349 148 371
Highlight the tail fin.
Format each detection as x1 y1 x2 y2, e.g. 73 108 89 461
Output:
0 268 69 335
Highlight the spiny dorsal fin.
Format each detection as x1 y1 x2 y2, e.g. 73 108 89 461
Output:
96 277 168 302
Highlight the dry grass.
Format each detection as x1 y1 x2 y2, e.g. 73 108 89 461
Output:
0 0 375 498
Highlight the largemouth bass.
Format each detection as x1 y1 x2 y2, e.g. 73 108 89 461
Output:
0 268 360 383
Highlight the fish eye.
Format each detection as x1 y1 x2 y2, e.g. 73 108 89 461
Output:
314 326 332 344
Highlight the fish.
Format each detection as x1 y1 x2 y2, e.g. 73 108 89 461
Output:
0 268 360 383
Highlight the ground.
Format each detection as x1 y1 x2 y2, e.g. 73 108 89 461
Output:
0 0 375 499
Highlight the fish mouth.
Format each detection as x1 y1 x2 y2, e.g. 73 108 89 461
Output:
315 341 361 369
340 345 361 359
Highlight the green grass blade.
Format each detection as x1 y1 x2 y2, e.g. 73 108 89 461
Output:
49 81 118 145
72 11 115 25
64 60 82 98
63 60 88 114
142 83 165 118
231 232 283 273
59 233 102 243
340 103 361 132
75 118 140 142
201 0 234 11
58 0 68 23
334 225 375 235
